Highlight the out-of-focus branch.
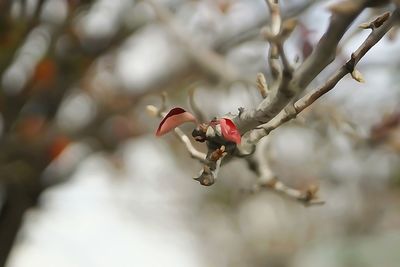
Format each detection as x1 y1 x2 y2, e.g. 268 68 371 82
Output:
188 86 207 123
0 2 140 264
249 138 324 205
244 9 400 144
214 0 321 53
265 0 282 79
144 0 252 85
137 0 321 96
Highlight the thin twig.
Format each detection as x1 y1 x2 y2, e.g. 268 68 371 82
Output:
174 128 208 163
250 138 324 205
265 0 283 80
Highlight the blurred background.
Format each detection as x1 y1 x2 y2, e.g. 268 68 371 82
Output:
0 0 400 266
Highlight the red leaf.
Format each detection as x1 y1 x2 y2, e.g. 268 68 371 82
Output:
219 118 241 144
156 107 197 136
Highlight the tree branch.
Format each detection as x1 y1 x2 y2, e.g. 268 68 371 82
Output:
244 9 400 144
246 138 324 205
234 0 369 134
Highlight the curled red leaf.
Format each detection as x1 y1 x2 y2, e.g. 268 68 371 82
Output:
219 118 241 144
156 107 197 136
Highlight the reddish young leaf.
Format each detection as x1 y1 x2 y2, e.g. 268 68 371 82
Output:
219 118 241 144
156 107 197 136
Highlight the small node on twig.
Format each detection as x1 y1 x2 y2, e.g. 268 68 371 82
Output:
351 69 365 83
300 185 325 206
256 73 269 98
359 12 391 29
359 22 371 30
304 184 319 201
